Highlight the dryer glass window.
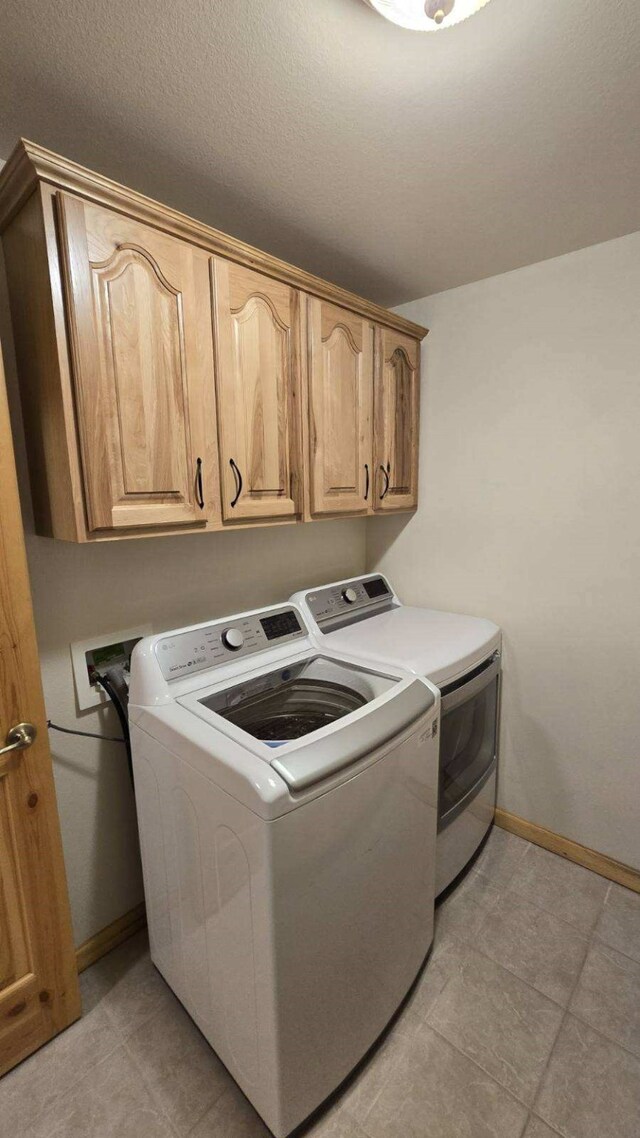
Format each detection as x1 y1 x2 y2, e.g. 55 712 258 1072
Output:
439 668 499 828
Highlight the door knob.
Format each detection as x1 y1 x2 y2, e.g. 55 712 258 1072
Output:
0 722 37 761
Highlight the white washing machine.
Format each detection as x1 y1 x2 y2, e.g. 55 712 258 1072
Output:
290 575 502 895
128 602 439 1138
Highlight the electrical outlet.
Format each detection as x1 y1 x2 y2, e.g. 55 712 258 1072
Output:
71 625 151 711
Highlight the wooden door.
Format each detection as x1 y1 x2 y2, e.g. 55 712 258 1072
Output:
0 343 80 1075
374 328 420 511
307 299 374 516
211 259 302 522
57 194 217 532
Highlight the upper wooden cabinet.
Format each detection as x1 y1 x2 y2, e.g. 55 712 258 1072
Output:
212 260 301 522
57 195 218 532
0 141 427 541
374 328 420 512
307 299 374 517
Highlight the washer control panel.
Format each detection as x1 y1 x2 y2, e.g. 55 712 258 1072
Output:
306 576 394 628
155 607 306 681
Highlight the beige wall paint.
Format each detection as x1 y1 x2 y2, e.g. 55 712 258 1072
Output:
0 234 367 947
368 230 640 871
26 521 366 947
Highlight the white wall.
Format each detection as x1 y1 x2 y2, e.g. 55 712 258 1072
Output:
368 231 640 871
0 240 367 946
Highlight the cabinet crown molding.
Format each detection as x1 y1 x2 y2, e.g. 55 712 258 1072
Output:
0 138 428 341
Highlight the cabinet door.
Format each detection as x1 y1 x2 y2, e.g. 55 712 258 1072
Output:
374 328 420 511
307 299 374 516
212 259 302 522
57 194 216 532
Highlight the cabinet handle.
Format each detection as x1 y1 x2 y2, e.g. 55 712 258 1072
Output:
379 464 390 500
230 458 243 508
195 457 205 510
364 464 370 501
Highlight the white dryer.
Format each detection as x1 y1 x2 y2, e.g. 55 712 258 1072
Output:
128 602 439 1138
290 576 502 895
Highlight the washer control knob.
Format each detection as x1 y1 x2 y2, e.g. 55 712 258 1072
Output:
342 587 358 605
222 627 244 652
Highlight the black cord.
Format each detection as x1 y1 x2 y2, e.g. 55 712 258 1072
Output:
47 671 133 785
94 672 133 785
48 720 126 743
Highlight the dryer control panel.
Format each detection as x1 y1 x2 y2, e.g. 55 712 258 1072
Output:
306 576 396 630
155 607 306 682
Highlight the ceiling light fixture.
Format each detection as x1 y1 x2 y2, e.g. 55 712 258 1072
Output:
362 0 493 31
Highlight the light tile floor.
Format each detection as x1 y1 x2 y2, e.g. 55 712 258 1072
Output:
2 827 639 1138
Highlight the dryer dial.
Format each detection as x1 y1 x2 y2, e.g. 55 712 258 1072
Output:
342 587 358 605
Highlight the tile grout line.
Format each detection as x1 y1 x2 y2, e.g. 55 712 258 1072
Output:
590 931 640 967
184 1087 239 1138
473 833 616 937
430 842 602 1085
121 1035 184 1138
361 829 620 1131
463 938 587 1014
428 835 615 1130
1 1005 124 1138
527 1005 570 1125
500 880 607 937
424 1019 540 1113
565 874 640 1062
457 838 621 1006
437 917 588 1018
557 1009 640 1065
38 1040 134 1136
524 1110 565 1137
350 957 539 1138
355 1020 531 1138
184 1094 229 1138
340 1023 414 1132
9 836 632 1138
118 997 237 1138
528 873 612 1126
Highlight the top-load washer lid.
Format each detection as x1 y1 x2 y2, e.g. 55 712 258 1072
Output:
200 656 368 745
181 653 435 792
130 601 438 799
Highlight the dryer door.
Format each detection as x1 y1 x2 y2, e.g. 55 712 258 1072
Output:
438 655 500 829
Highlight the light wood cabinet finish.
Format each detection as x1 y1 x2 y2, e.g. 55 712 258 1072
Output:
212 259 302 522
374 328 420 512
0 141 427 541
57 194 218 532
0 342 80 1075
0 140 427 342
307 299 374 517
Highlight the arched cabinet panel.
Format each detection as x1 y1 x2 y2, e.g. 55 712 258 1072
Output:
307 299 374 517
374 328 420 512
212 259 302 523
0 143 426 541
57 194 217 532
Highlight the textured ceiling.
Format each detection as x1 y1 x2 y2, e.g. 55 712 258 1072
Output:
1 0 639 305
